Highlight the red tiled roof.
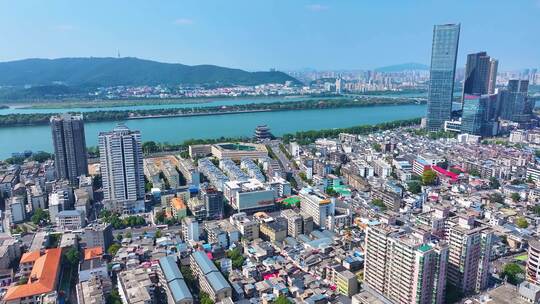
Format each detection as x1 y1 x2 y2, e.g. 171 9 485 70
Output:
20 251 41 264
84 247 103 260
3 248 62 301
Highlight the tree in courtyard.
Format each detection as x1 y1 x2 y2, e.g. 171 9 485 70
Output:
31 208 50 225
515 217 529 229
489 193 504 204
422 169 437 185
511 193 521 203
468 168 480 177
226 248 245 269
106 288 122 304
274 295 292 304
530 205 540 216
64 247 80 266
489 177 500 189
501 263 524 285
371 199 386 210
107 243 121 256
371 143 382 152
155 210 166 224
200 292 214 304
407 181 422 194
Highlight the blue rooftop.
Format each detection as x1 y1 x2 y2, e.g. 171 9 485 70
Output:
159 256 183 283
206 271 231 293
159 256 193 303
192 251 231 293
193 251 218 275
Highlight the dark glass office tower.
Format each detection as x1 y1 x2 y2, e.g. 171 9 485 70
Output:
499 79 530 122
462 52 492 101
461 94 499 137
426 24 460 131
51 114 88 184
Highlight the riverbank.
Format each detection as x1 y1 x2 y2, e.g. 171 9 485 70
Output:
0 97 425 127
10 94 316 110
0 103 427 159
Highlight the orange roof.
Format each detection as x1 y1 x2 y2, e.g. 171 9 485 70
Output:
84 247 103 260
3 248 62 301
20 251 42 264
171 197 187 211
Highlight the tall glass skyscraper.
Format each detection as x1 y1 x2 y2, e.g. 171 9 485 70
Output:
461 94 499 137
462 52 492 101
426 24 460 131
499 79 530 122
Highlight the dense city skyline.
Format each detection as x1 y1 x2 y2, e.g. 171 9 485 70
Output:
1 3 540 304
0 0 539 71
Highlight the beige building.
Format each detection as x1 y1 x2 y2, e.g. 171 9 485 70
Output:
117 268 155 304
229 212 260 240
445 215 494 294
326 264 358 296
211 143 267 161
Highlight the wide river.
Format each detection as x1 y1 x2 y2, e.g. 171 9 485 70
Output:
0 98 427 159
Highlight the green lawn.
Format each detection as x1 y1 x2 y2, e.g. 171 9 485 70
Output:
515 254 528 262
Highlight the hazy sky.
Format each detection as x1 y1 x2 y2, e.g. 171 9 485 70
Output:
1 0 539 71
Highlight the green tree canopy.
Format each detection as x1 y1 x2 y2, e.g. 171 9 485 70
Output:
407 181 422 194
30 151 53 162
226 248 246 269
31 208 50 225
502 263 524 285
422 169 437 185
107 243 121 256
468 168 480 177
515 217 529 229
274 295 292 304
200 292 214 304
64 247 80 266
371 198 386 210
489 193 504 204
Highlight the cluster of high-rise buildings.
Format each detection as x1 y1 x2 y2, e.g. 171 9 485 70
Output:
51 114 146 214
426 24 534 136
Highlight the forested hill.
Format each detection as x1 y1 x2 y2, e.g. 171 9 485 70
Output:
0 57 300 87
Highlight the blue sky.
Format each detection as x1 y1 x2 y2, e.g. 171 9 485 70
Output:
0 0 538 71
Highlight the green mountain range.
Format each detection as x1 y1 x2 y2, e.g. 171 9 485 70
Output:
0 57 300 87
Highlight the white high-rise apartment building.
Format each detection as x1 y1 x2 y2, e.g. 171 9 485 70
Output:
364 225 448 304
99 124 145 214
299 188 334 229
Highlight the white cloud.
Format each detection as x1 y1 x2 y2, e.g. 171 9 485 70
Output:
306 4 329 12
173 18 194 25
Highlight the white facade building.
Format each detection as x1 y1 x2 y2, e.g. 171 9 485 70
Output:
99 124 145 214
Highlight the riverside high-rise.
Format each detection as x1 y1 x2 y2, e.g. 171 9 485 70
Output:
99 124 145 214
50 114 88 185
